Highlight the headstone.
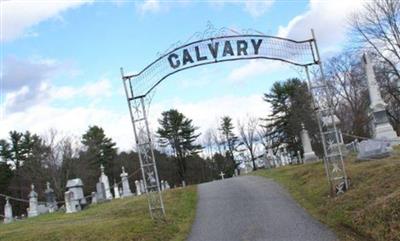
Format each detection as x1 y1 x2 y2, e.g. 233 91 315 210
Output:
44 182 57 213
66 178 87 206
28 184 39 217
65 190 79 213
113 181 120 199
219 172 225 180
96 182 106 202
37 205 49 214
357 139 391 160
135 180 141 196
98 164 113 200
160 180 165 191
234 169 239 176
120 166 133 197
3 197 13 224
165 181 170 190
140 179 145 193
297 150 302 164
182 180 186 187
300 123 318 163
91 192 97 204
363 53 400 145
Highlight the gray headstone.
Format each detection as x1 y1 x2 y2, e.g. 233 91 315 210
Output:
96 182 106 202
65 190 79 213
44 182 57 213
98 164 113 200
91 192 97 204
357 139 391 160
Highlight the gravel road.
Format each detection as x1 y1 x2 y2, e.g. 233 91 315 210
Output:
187 175 338 241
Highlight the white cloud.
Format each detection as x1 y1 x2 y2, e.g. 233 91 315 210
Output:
277 0 364 51
136 0 162 14
1 0 91 42
244 0 274 17
51 79 113 100
228 60 287 82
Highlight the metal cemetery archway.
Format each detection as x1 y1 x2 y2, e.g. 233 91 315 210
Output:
121 28 348 220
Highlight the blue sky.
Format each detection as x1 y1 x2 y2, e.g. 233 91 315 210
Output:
1 0 364 151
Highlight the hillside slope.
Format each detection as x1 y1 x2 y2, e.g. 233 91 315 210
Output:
254 145 400 241
0 186 197 241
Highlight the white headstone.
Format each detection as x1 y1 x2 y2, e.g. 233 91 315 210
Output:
113 182 120 199
363 53 400 144
65 190 78 213
140 179 145 193
300 123 318 163
120 166 133 197
160 180 165 191
219 172 225 180
91 192 97 204
28 184 39 217
165 181 170 190
182 180 186 187
4 197 13 224
135 180 142 196
99 164 113 200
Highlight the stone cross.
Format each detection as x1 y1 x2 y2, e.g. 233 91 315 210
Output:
113 181 120 199
300 123 318 163
3 197 13 224
135 180 142 196
219 172 225 180
44 182 57 213
120 166 132 197
99 164 113 200
28 184 39 217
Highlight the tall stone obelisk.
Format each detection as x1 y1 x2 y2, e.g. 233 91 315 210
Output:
300 123 318 163
363 53 399 143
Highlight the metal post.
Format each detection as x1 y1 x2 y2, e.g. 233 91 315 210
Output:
309 29 349 195
121 68 166 220
304 65 333 195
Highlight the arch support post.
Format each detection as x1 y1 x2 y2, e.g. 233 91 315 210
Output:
121 68 165 220
305 29 349 196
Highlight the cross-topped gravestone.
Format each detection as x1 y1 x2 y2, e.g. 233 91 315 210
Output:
28 184 39 217
219 172 225 180
98 164 113 200
120 166 133 197
3 197 13 224
44 182 57 213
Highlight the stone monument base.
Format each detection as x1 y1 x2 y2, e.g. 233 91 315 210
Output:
303 151 318 163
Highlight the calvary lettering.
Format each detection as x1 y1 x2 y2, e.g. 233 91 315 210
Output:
168 39 263 69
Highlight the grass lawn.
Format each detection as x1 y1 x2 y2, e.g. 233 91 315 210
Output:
253 145 400 241
0 186 197 241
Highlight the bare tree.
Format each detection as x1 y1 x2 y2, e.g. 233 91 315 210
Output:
325 52 371 138
238 117 259 171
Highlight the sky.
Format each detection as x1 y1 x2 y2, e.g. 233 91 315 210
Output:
1 0 365 151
